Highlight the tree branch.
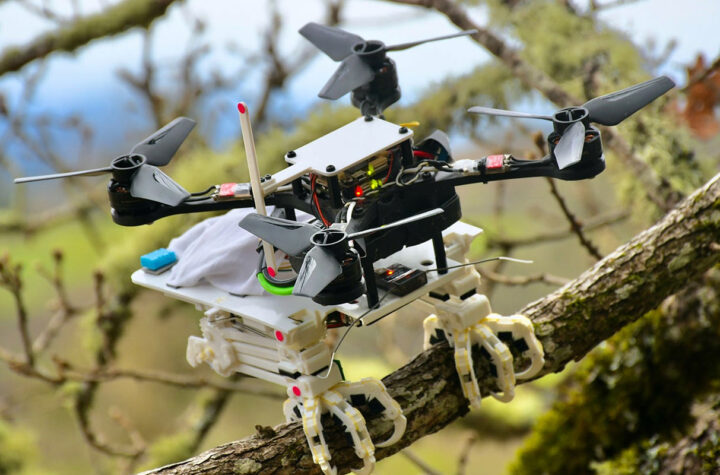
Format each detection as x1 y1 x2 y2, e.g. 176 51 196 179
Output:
141 174 720 474
0 0 181 77
385 0 680 210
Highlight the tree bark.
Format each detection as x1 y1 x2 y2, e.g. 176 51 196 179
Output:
140 174 720 474
0 0 180 77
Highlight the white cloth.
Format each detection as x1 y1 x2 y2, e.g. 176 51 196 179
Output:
166 207 312 296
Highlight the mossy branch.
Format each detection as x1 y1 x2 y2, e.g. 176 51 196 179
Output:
0 0 181 77
140 173 720 474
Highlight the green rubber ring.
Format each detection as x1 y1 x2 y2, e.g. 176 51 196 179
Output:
257 273 294 295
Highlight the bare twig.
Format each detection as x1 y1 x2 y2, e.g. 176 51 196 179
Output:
0 254 34 366
456 433 477 475
485 208 628 249
401 449 442 475
0 0 181 76
545 178 603 260
478 268 569 287
384 0 680 210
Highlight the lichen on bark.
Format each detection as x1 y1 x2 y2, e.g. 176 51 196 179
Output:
512 265 720 474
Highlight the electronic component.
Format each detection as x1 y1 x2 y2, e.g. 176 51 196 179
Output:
214 182 251 201
375 264 427 296
140 248 177 274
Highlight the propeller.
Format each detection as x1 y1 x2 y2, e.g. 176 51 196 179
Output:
239 208 444 298
300 22 477 101
14 117 196 206
468 76 675 169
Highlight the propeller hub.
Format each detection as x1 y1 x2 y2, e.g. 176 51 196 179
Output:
110 154 146 184
311 228 347 246
311 229 349 260
353 40 386 69
552 107 589 134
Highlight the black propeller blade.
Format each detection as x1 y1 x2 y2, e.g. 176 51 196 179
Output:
238 214 319 256
583 76 675 126
240 208 445 298
468 76 675 169
14 167 112 183
130 117 196 166
298 22 363 61
348 208 443 239
300 22 477 101
293 246 343 298
553 121 586 169
129 165 190 207
319 54 375 100
14 117 195 206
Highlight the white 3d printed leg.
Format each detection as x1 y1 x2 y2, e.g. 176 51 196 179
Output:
421 267 544 408
186 307 405 475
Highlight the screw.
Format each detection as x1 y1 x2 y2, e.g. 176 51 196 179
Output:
364 115 373 122
287 150 296 158
264 174 271 180
399 126 408 134
326 165 336 172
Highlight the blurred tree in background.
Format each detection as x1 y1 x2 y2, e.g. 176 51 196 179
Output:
0 0 718 473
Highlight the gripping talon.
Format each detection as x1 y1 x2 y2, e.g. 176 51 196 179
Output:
475 324 515 402
481 314 545 379
334 378 407 448
300 396 335 475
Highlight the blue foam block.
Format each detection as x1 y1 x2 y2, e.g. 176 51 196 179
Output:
141 248 177 271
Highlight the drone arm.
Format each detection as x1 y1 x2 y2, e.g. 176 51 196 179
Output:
437 152 605 189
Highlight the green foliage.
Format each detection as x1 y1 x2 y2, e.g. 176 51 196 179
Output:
142 431 196 471
511 266 720 474
0 420 38 474
486 0 645 93
387 62 527 140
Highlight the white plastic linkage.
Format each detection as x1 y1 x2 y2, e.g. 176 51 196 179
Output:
422 293 544 409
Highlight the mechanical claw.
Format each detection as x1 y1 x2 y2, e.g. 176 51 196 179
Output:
423 298 544 409
333 378 407 448
481 313 544 379
284 376 405 475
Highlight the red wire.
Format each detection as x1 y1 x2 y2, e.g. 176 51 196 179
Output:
311 174 330 227
384 152 395 183
413 150 435 160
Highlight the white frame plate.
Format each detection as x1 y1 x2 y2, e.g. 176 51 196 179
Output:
131 221 483 331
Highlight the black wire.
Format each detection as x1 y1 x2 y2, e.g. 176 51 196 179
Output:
190 185 217 196
183 195 213 202
257 245 295 287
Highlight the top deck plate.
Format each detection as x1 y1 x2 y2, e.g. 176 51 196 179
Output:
264 117 412 193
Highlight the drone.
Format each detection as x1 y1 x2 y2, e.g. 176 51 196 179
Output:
15 22 675 475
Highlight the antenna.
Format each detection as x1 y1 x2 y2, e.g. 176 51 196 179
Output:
237 102 277 273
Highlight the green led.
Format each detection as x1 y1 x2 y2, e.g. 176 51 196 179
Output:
367 164 375 176
370 179 380 189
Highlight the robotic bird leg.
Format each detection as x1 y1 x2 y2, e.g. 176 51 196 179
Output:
187 306 405 475
421 264 544 408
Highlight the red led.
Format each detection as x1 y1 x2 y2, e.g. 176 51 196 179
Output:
267 266 276 277
354 185 364 197
237 102 246 114
275 330 284 342
486 154 504 169
386 269 395 276
292 386 301 396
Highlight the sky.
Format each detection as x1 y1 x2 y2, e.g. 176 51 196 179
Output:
0 0 718 185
